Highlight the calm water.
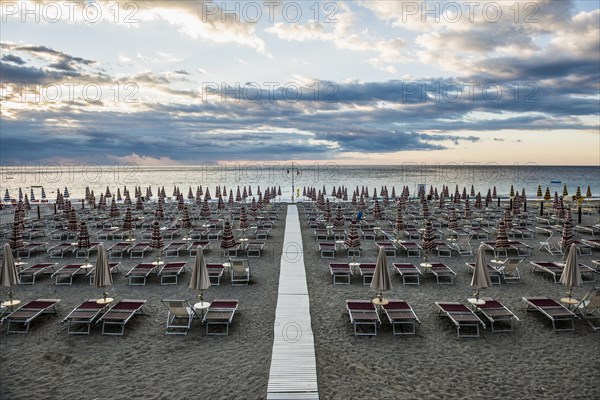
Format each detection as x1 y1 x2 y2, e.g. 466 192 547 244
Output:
1 164 598 201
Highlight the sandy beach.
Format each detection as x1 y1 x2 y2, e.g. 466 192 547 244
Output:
1 201 599 400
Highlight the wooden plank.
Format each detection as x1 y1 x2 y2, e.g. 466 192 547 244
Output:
267 205 319 399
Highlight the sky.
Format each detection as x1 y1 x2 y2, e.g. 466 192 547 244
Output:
0 0 598 166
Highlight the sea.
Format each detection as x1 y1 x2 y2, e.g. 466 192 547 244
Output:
1 164 598 202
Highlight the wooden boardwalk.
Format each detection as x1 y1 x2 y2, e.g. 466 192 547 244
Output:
267 205 319 400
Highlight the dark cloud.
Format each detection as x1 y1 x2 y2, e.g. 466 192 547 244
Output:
2 54 25 65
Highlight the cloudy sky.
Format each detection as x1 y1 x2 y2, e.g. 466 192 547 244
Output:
1 0 598 165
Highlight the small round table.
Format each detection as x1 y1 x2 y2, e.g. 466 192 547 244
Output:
560 297 578 310
96 297 114 305
1 299 21 308
124 238 136 243
194 301 211 317
468 298 486 306
349 262 360 274
372 297 389 306
152 260 165 266
80 263 94 270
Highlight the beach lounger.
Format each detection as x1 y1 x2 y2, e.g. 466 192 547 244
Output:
203 299 238 336
473 298 519 332
206 263 225 285
429 263 457 284
17 242 48 258
108 242 131 259
18 263 57 284
451 235 473 256
574 287 600 330
162 228 181 240
376 241 397 257
2 299 60 334
230 259 250 285
382 300 420 335
51 263 86 285
575 225 600 237
246 241 265 258
522 297 577 332
61 299 106 335
465 263 502 285
508 241 533 257
97 299 147 336
392 263 423 285
468 227 490 239
358 263 376 286
48 242 76 258
126 263 158 285
206 229 222 240
581 239 600 251
436 242 452 257
566 240 592 256
164 242 186 258
187 241 210 256
346 300 380 336
402 228 420 240
360 228 376 241
529 261 563 283
129 242 151 258
435 301 486 338
255 229 270 240
318 242 336 259
493 258 523 283
49 229 76 241
161 299 198 335
158 262 187 285
329 263 352 285
86 262 121 285
398 241 422 258
539 235 563 255
75 242 99 259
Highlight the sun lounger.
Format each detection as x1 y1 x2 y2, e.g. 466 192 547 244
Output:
376 241 397 257
382 300 420 335
581 239 600 251
575 225 600 237
468 227 490 239
18 263 57 284
246 241 265 258
108 242 132 259
508 241 533 256
530 261 596 284
206 263 225 285
187 240 210 256
17 242 48 258
75 242 99 259
97 299 146 336
392 263 423 285
255 229 270 240
436 242 452 257
61 299 106 335
522 297 577 332
574 287 600 330
450 235 473 256
206 229 222 240
346 300 380 336
318 242 336 259
494 258 523 283
358 263 376 286
164 242 186 258
360 228 376 241
435 301 485 338
129 242 151 258
203 299 238 335
473 298 519 332
162 228 181 240
50 263 86 285
538 235 562 255
126 263 158 285
86 262 121 285
329 263 352 285
465 263 501 285
48 242 76 258
2 299 60 334
49 229 76 241
402 228 420 240
397 241 422 257
429 263 457 284
566 240 592 256
161 299 198 335
230 259 250 285
158 262 187 285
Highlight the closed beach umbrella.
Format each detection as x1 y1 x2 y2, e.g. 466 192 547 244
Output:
471 244 492 301
371 247 392 301
344 220 361 260
559 243 582 300
149 220 164 265
1 244 19 303
560 209 574 256
189 248 211 302
220 220 239 255
494 221 509 259
586 186 592 198
94 244 113 301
